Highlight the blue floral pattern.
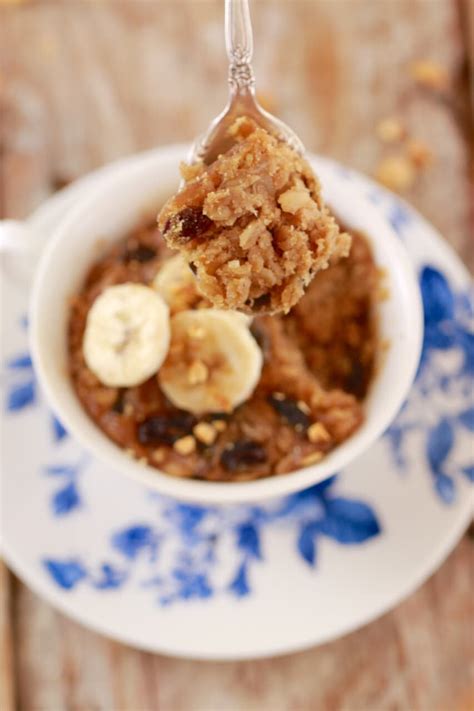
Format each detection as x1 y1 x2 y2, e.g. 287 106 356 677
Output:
3 321 68 442
41 477 381 603
385 266 473 503
2 260 472 605
43 457 88 515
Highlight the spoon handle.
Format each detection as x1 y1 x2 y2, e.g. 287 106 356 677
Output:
225 0 256 94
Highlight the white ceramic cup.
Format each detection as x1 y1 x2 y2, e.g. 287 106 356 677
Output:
3 146 423 504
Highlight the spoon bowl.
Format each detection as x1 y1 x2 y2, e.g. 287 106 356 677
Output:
186 0 305 167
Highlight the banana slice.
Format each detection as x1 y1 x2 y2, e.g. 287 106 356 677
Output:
152 254 205 314
83 283 170 387
159 310 262 414
152 255 253 326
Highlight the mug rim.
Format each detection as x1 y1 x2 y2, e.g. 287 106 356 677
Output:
30 147 423 504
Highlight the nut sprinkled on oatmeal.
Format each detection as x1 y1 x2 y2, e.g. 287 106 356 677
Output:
151 448 166 464
301 451 324 467
173 435 197 455
193 422 218 445
297 400 311 415
212 419 227 432
187 360 209 385
307 422 331 443
68 217 377 483
158 118 350 315
188 324 206 339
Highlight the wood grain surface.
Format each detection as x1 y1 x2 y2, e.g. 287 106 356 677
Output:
1 1 473 709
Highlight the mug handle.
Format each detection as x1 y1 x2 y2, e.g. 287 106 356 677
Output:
0 219 43 283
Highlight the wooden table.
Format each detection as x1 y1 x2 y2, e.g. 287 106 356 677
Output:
1 1 473 709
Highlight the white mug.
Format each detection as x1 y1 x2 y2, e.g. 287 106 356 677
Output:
2 146 423 504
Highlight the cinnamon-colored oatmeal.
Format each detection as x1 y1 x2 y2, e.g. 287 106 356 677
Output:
158 118 351 315
68 219 378 482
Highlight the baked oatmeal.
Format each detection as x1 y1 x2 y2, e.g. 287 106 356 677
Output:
158 118 351 315
68 219 378 482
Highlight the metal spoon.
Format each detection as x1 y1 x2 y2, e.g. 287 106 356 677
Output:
186 0 305 167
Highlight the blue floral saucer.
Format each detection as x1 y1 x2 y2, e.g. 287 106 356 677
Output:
1 155 472 660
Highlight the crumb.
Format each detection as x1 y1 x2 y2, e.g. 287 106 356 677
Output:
376 117 406 143
375 155 416 192
406 139 434 169
410 59 449 91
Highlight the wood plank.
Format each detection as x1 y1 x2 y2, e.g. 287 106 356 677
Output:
1 0 472 709
0 562 15 711
9 537 473 711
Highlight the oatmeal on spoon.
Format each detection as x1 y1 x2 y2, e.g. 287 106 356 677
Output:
158 0 349 315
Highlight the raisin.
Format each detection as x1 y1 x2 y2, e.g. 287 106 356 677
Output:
124 245 157 263
220 440 267 471
165 207 212 241
137 412 196 445
252 293 271 310
189 262 197 275
209 411 229 421
268 394 311 430
112 389 126 414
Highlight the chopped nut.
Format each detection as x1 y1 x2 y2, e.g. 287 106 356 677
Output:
239 222 260 250
278 186 313 214
297 400 311 415
188 324 206 339
180 161 204 182
375 117 405 143
187 360 209 385
307 422 331 443
406 139 433 169
375 155 416 193
165 462 192 477
151 448 166 464
410 59 449 91
212 419 228 432
228 259 241 269
301 451 324 467
193 422 217 445
173 435 196 455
